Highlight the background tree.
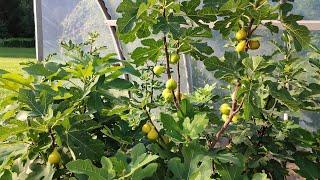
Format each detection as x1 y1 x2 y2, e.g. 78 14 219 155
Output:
0 0 34 39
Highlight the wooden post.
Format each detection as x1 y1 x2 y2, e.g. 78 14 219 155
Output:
33 0 44 61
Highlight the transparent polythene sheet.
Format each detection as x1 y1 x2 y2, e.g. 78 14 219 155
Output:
41 0 116 59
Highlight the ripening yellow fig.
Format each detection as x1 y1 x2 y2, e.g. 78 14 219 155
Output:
142 123 152 134
220 103 231 115
166 78 177 90
48 149 61 165
248 40 260 50
170 53 180 64
222 114 240 123
153 65 165 76
162 88 173 101
232 114 240 123
235 40 247 52
235 29 247 41
222 114 228 122
147 128 158 140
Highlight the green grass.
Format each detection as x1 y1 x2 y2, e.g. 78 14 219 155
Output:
0 47 36 58
0 47 36 98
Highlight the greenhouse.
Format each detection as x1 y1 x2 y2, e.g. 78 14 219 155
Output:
0 0 320 179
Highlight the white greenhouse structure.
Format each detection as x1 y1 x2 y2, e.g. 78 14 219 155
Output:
33 0 320 130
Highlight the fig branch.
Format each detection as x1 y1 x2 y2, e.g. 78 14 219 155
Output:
176 41 181 101
210 81 244 149
163 36 172 79
150 67 155 104
162 5 179 108
143 107 167 144
48 127 56 148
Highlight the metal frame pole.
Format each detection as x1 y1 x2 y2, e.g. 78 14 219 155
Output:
96 0 125 61
96 0 131 97
33 0 44 61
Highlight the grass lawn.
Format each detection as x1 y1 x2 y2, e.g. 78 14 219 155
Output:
0 47 36 98
0 47 36 58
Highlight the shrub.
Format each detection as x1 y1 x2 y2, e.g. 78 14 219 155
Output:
0 1 320 179
0 37 35 48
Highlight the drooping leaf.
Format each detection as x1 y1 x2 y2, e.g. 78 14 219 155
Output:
131 39 163 65
181 0 217 26
104 78 133 90
178 99 194 119
18 89 46 116
282 15 310 51
293 153 320 179
67 157 116 180
204 52 243 80
216 163 246 180
55 123 105 161
266 81 300 111
182 113 209 140
167 143 213 179
160 113 184 141
22 63 53 77
112 143 158 179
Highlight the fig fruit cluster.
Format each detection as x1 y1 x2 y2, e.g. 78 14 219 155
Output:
142 123 158 141
219 103 239 123
235 28 260 52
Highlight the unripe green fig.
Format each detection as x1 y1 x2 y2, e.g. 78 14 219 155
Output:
153 65 165 75
170 53 180 64
166 78 177 90
162 88 173 101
